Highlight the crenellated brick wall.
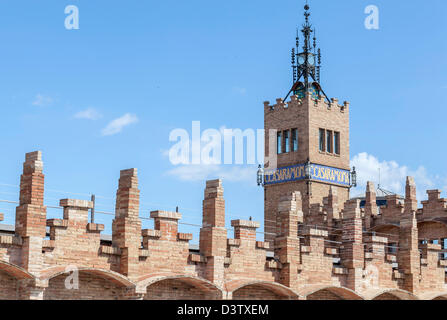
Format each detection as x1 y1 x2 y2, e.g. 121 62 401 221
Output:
1 151 447 300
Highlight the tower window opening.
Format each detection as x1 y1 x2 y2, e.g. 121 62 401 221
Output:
326 130 333 153
334 131 340 155
277 131 282 154
292 129 298 152
319 129 325 152
284 130 290 153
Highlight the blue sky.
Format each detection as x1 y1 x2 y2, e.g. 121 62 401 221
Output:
0 0 446 242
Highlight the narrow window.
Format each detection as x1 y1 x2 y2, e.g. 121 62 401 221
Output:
326 130 333 153
334 131 340 155
291 129 298 152
284 130 290 153
319 129 325 152
277 131 282 154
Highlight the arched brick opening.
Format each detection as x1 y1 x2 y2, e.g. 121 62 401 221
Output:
373 293 401 300
142 276 223 300
232 284 286 300
0 270 17 300
418 220 447 241
371 224 400 237
229 281 299 300
42 268 133 300
370 224 400 252
370 290 417 300
146 279 207 300
304 287 363 300
419 291 447 300
0 261 35 300
308 289 343 300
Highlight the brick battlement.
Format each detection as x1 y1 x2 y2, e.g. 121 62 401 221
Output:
1 151 447 300
264 95 349 115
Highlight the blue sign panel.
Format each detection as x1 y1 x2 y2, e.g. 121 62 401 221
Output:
264 163 351 187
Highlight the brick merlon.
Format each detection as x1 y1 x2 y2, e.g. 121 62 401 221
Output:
25 150 42 162
421 243 442 251
120 168 138 177
303 228 328 238
364 236 388 244
231 220 260 229
59 199 94 209
276 98 284 104
150 210 182 220
206 179 222 188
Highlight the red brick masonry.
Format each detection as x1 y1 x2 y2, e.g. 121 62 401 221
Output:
1 151 447 300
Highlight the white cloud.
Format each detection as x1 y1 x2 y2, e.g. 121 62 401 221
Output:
74 108 103 120
101 113 138 136
350 152 437 201
167 164 255 183
32 94 53 107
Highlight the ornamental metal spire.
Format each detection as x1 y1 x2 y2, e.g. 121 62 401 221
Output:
285 1 330 102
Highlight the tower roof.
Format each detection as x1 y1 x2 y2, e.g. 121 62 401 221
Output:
352 186 404 208
284 1 330 103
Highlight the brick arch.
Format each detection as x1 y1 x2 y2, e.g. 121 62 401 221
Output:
370 224 400 241
0 261 35 300
370 224 400 233
417 220 447 241
300 285 364 300
40 266 135 287
137 274 223 300
367 289 418 300
0 260 35 280
40 267 135 300
419 291 447 300
226 280 299 300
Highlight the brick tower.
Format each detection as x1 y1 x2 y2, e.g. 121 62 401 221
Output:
263 4 352 245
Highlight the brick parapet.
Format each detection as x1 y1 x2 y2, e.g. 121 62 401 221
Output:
421 190 447 218
4 152 447 299
264 95 348 115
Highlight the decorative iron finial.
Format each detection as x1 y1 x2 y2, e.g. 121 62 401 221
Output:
291 47 297 83
296 28 299 49
284 1 330 103
317 48 321 83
